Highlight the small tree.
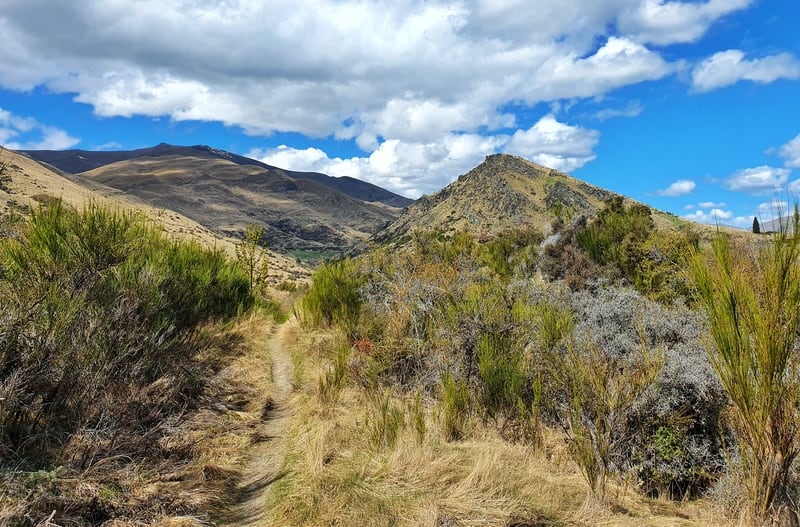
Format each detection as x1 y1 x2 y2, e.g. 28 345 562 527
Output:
689 208 800 525
235 223 269 294
752 216 761 234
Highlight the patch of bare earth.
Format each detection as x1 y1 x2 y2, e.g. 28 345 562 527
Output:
219 322 295 526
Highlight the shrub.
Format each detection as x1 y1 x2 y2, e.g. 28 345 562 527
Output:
689 214 800 524
570 286 727 499
476 332 526 425
440 373 470 441
555 331 663 506
367 390 405 449
0 201 250 455
299 260 364 338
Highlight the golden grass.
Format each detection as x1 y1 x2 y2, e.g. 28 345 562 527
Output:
264 328 737 527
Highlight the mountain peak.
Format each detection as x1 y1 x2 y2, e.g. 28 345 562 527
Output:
372 155 615 246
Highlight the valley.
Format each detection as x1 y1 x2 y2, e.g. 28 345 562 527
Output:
0 145 791 527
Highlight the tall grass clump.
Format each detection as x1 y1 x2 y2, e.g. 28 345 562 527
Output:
440 373 471 441
476 332 526 426
557 332 663 508
298 260 364 338
689 209 800 525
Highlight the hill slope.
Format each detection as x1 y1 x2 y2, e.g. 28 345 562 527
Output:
19 144 411 254
21 143 413 207
372 154 616 244
0 147 309 282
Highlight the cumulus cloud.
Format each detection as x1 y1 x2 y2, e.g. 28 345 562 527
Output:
725 165 791 194
0 1 698 143
619 0 752 45
692 50 800 92
249 133 506 198
505 115 599 172
250 115 598 198
683 207 733 223
778 134 800 168
657 179 696 196
698 201 725 208
0 107 79 150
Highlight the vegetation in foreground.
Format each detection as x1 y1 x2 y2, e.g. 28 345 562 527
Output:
285 198 800 526
0 201 291 525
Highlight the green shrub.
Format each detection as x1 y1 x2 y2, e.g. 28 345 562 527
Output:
556 333 663 506
318 339 350 404
440 373 470 441
299 261 364 338
476 332 526 424
689 211 800 524
367 390 405 449
0 201 250 455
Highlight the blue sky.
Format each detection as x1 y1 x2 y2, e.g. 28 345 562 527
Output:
1 0 799 227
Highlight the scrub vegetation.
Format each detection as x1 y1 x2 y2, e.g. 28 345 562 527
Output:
287 197 800 526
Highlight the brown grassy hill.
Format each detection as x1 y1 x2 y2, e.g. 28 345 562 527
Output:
0 147 309 283
21 143 414 208
372 153 726 247
65 152 400 255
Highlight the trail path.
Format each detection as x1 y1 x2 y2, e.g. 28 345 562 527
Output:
222 322 294 526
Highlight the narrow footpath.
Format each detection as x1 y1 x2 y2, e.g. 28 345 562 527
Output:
222 322 295 526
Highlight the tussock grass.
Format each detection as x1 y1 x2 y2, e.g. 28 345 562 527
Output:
265 328 734 527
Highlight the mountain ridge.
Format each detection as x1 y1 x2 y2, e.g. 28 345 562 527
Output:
20 143 414 208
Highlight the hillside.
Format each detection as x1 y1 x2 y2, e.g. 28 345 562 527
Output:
372 154 612 244
19 144 411 255
0 147 309 282
21 143 414 208
372 153 726 248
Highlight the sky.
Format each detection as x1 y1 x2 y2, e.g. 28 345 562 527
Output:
1 0 799 228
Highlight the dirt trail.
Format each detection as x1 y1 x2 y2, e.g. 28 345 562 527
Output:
222 322 295 526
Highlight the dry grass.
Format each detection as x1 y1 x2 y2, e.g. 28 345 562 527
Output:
0 312 277 526
263 327 737 527
0 147 312 284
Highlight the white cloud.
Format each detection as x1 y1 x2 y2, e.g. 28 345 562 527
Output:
778 134 800 168
619 0 752 45
698 201 725 208
0 107 79 150
657 179 696 196
725 165 791 194
250 114 598 197
0 2 685 144
692 49 800 92
249 133 506 198
505 115 599 172
593 101 644 121
683 207 733 223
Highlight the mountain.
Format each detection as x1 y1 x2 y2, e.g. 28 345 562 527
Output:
21 143 413 208
371 153 619 245
0 146 310 282
19 144 412 254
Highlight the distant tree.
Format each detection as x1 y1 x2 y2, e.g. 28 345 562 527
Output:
752 216 761 234
235 223 269 294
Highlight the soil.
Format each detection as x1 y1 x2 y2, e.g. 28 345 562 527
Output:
221 323 295 526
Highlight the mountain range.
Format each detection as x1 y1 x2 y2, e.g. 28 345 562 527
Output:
20 143 412 255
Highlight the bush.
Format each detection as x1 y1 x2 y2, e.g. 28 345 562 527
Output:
555 331 663 506
298 261 364 338
690 216 800 524
440 373 470 441
570 286 727 499
476 332 526 425
0 201 250 456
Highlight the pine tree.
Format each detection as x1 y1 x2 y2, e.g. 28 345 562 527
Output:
752 217 761 234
